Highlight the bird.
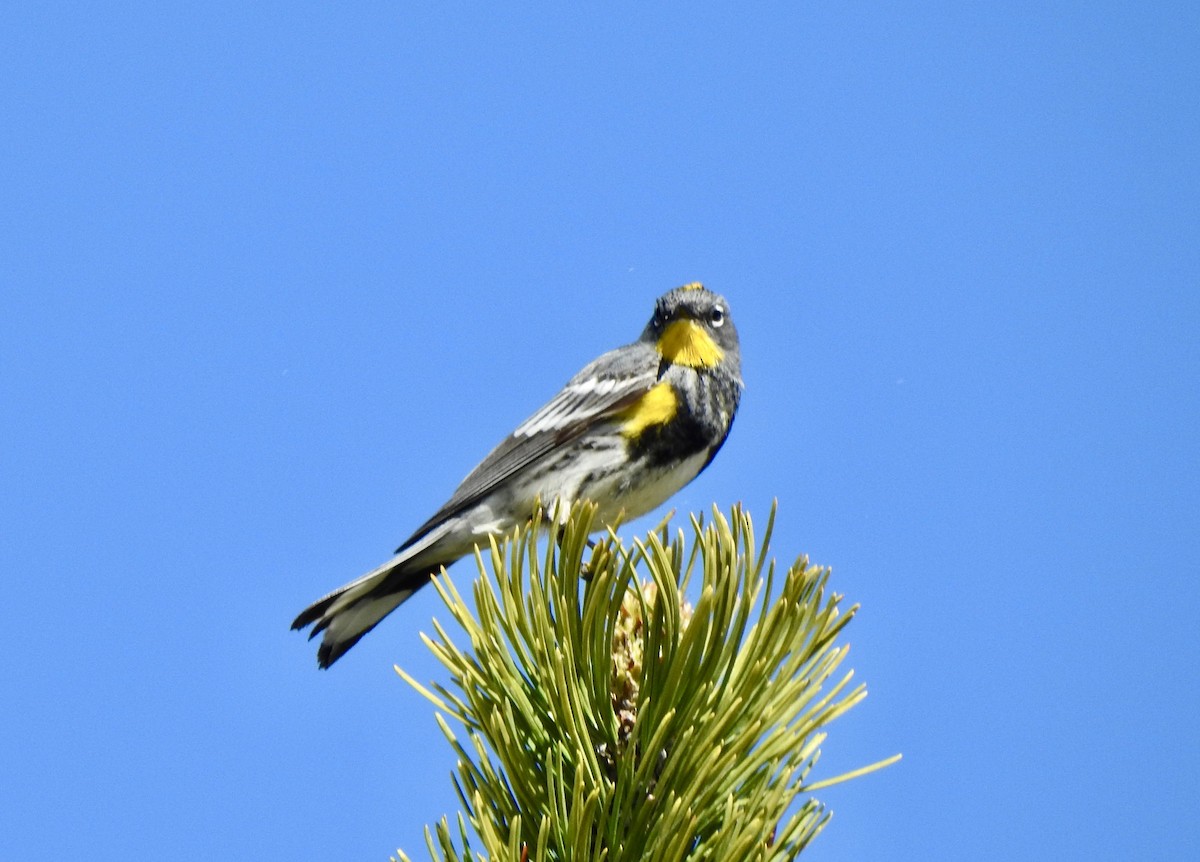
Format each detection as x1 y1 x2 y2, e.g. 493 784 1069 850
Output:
292 282 742 667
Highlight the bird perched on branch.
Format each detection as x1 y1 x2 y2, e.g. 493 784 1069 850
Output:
292 282 742 667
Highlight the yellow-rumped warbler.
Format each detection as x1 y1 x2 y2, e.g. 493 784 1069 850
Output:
292 283 742 667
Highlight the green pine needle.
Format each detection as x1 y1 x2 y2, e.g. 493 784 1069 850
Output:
393 502 898 862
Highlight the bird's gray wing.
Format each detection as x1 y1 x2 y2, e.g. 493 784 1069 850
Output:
396 342 658 552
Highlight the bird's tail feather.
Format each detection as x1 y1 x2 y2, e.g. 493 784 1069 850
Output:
291 558 440 668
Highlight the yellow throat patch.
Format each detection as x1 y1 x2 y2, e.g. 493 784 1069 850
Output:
657 319 724 369
620 382 678 439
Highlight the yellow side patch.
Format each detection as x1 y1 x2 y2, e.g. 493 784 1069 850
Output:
620 382 678 439
657 319 724 369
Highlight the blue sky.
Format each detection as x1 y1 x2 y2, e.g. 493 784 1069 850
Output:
3 3 1197 859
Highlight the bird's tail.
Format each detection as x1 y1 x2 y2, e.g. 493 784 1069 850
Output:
291 558 440 668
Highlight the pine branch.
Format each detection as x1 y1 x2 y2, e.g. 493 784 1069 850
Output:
394 502 898 862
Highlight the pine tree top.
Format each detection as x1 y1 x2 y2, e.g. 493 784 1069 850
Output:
395 502 899 862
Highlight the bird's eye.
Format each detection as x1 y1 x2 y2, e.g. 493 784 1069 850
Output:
651 303 670 330
710 306 725 327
